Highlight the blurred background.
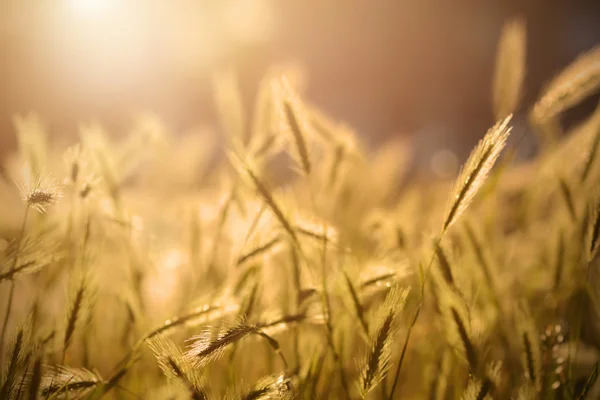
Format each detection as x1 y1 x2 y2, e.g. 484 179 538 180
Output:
0 0 599 168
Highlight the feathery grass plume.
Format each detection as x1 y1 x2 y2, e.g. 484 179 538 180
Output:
522 332 538 387
559 178 578 221
435 243 455 287
272 76 312 175
63 275 94 359
342 270 369 338
145 298 240 341
358 285 409 398
450 307 478 371
0 233 63 282
516 306 542 391
579 361 599 399
0 320 32 399
63 144 83 185
258 312 323 338
359 266 398 291
532 46 600 122
28 356 42 400
184 319 287 369
460 377 492 400
229 153 299 244
516 383 537 400
229 374 293 400
16 163 62 214
492 17 526 120
236 235 282 266
146 335 208 400
214 69 247 146
40 366 103 398
587 198 600 262
442 116 512 234
580 121 600 184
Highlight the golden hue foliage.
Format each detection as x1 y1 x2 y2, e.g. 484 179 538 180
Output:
1 19 600 400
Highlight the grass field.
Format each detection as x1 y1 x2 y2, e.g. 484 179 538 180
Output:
0 18 600 399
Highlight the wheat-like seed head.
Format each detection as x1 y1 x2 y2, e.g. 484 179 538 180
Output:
493 17 526 120
442 115 512 234
16 163 62 214
532 46 600 123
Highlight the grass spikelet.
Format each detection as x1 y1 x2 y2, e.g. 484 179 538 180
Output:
237 236 281 266
554 231 566 290
145 298 240 340
247 172 298 244
28 356 42 400
435 243 455 287
517 306 541 391
63 275 93 358
230 374 292 400
523 332 537 385
579 361 599 399
185 320 287 369
493 17 526 119
588 198 600 261
0 232 63 283
40 366 103 398
16 163 62 214
450 307 478 371
0 321 31 399
272 76 312 175
442 115 512 233
460 377 492 400
580 123 600 184
146 335 207 400
559 178 578 221
342 270 369 338
532 46 600 122
358 285 409 398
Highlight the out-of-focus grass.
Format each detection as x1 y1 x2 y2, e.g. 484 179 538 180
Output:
1 18 600 400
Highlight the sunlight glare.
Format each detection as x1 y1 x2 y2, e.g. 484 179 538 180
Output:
69 0 115 19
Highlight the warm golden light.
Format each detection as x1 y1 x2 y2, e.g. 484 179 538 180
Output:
68 0 116 19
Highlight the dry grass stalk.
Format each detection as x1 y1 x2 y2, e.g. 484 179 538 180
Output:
442 116 512 234
493 18 526 120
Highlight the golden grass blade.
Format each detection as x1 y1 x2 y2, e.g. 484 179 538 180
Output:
40 366 103 398
580 121 600 184
146 335 208 400
230 153 299 244
358 285 409 398
442 116 512 233
559 178 578 221
272 77 312 175
588 198 600 262
63 276 93 358
450 307 478 371
532 46 600 122
0 322 31 399
493 18 526 120
342 270 369 338
28 356 42 400
229 374 293 400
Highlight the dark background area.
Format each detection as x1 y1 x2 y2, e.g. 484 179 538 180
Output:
0 0 598 163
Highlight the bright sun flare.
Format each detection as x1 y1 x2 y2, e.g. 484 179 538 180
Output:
69 0 115 18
